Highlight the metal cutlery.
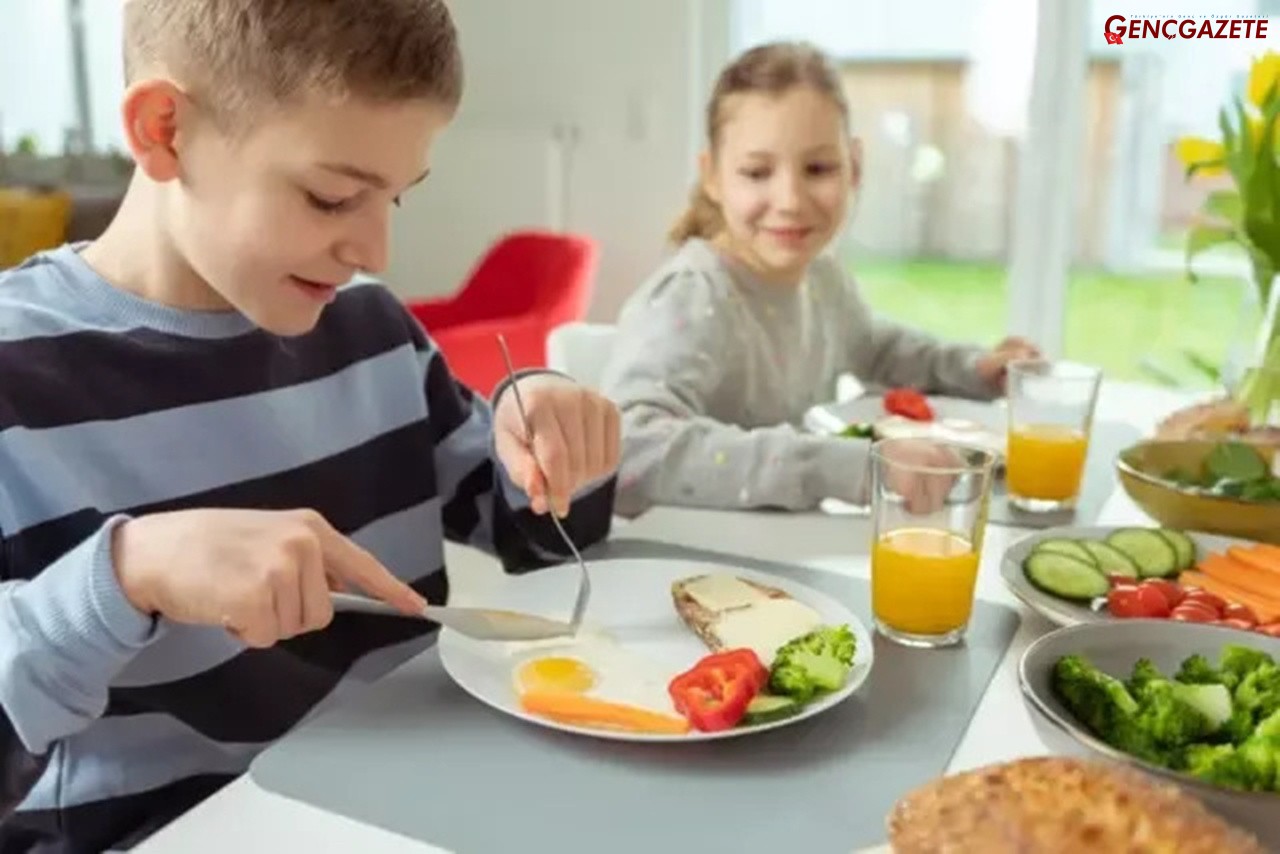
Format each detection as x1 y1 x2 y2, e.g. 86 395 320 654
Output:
496 333 592 633
329 591 575 642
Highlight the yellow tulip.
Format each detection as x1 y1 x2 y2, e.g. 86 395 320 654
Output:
1251 51 1280 107
1175 136 1226 176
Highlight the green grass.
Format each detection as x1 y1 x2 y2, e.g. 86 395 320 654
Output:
850 258 1255 387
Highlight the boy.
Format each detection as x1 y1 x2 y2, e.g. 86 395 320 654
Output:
0 1 620 850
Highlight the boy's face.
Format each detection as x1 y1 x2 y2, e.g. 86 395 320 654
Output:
703 87 856 285
171 94 451 335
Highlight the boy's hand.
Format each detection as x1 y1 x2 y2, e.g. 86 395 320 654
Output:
976 336 1041 391
114 509 427 647
494 373 621 517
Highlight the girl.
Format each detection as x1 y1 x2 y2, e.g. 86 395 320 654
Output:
600 41 1038 517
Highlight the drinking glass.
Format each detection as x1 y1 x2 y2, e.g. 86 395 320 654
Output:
869 438 996 648
1005 359 1103 513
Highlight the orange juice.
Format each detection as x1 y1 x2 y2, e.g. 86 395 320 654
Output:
1006 423 1088 501
871 528 980 635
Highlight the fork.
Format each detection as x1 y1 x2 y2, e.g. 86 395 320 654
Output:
496 334 591 633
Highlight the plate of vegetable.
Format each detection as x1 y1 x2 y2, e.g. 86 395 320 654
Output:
1001 525 1280 636
803 389 1007 460
438 559 874 742
1019 621 1280 840
1116 439 1280 545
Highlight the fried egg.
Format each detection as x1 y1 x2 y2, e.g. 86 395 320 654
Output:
509 633 677 717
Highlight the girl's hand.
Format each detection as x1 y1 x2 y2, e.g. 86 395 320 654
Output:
976 336 1041 392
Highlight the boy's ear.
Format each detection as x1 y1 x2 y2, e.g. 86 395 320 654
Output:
848 136 864 192
698 149 720 203
121 79 192 183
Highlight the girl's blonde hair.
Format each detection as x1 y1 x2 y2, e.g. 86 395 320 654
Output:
668 41 850 245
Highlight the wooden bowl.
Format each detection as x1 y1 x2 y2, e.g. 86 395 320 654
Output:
1116 439 1280 544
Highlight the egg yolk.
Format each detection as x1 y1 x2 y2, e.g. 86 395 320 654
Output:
516 656 596 694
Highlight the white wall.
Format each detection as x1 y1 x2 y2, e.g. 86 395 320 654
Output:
386 0 731 322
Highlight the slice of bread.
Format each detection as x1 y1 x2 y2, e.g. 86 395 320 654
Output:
886 756 1265 854
671 574 791 652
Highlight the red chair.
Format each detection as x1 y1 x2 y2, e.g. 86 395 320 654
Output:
406 231 599 397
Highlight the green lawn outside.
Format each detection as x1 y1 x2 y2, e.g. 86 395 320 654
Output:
850 258 1256 388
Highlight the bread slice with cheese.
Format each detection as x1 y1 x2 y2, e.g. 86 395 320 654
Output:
671 573 824 666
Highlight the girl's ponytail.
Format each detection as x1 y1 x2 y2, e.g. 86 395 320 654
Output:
668 183 723 244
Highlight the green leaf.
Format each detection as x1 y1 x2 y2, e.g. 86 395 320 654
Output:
1205 189 1243 224
1184 224 1236 281
1183 349 1223 384
1233 96 1256 186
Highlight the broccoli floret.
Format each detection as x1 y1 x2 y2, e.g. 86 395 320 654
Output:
1220 645 1275 690
1132 680 1215 748
1054 655 1215 767
1221 706 1257 745
1127 657 1165 695
1254 707 1280 740
1234 663 1280 722
1053 655 1139 736
1174 653 1223 686
1183 743 1268 791
767 625 857 702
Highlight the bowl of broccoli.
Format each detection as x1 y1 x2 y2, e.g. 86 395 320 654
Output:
1019 620 1280 842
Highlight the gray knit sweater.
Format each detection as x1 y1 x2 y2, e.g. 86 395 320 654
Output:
600 238 997 517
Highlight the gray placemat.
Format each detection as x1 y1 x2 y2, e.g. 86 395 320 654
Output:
250 541 1021 854
988 419 1140 529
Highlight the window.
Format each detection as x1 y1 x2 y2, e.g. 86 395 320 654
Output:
0 1 125 156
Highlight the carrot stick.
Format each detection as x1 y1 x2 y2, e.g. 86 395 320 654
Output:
1179 570 1280 622
519 691 690 734
1229 545 1280 578
1199 553 1280 598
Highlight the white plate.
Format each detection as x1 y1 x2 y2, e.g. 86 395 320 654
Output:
805 394 1007 459
437 558 875 743
1000 524 1256 627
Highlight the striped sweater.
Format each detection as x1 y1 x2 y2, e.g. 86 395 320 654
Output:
0 246 615 853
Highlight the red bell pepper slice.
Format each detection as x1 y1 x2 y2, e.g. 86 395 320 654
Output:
884 388 934 421
667 648 766 732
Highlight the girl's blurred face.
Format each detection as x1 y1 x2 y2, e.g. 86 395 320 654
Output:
703 86 857 286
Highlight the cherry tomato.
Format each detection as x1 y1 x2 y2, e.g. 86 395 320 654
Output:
1109 576 1139 590
1171 602 1218 623
1215 618 1256 633
1222 602 1258 626
1108 585 1170 619
1254 623 1280 638
1141 579 1184 610
1183 591 1227 616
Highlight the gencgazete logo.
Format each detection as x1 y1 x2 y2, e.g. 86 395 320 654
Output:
1104 15 1270 44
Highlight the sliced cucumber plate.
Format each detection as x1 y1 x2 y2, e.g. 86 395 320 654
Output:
1020 527 1198 602
1105 528 1182 578
1023 551 1109 601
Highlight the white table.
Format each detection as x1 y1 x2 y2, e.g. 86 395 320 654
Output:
132 381 1190 853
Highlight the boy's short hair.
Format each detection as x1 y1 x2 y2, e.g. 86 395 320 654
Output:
123 0 463 127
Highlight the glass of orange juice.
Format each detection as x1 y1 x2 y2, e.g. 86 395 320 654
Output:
1005 359 1102 513
869 438 996 648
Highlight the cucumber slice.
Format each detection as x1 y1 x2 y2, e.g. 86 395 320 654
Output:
1105 528 1179 578
1023 552 1109 601
1156 529 1197 571
1031 538 1097 567
1079 540 1140 578
741 694 802 725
